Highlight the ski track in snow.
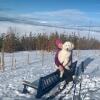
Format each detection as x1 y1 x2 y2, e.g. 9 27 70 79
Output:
0 50 99 100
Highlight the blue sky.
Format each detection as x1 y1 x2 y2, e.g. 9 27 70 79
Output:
0 0 100 13
0 0 100 38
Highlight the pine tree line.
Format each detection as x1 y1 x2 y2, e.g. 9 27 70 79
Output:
0 31 100 52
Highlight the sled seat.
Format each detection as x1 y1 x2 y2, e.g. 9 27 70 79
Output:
22 61 77 98
23 80 39 90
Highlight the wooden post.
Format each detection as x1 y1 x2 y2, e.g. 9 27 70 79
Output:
41 50 44 66
11 53 16 70
12 53 16 69
12 53 14 69
14 58 16 69
0 56 1 69
27 53 30 64
1 49 5 71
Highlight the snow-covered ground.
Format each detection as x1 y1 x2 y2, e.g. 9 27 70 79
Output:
0 50 100 100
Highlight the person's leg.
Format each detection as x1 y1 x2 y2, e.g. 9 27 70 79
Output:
63 69 73 84
59 80 67 90
60 70 64 78
59 69 69 90
58 66 64 78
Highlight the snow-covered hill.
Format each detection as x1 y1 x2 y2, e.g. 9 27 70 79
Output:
0 50 100 100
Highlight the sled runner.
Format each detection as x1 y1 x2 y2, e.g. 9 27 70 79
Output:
22 61 77 98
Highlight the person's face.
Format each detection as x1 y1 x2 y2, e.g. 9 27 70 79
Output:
58 43 63 49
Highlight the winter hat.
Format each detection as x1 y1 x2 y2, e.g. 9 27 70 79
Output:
55 38 62 48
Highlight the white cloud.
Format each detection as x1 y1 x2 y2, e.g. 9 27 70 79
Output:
17 9 89 24
0 9 93 27
0 22 66 35
30 9 89 22
0 9 100 40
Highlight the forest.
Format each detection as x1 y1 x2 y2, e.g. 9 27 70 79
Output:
0 28 100 52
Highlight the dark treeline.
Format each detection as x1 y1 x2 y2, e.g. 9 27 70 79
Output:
0 31 100 52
